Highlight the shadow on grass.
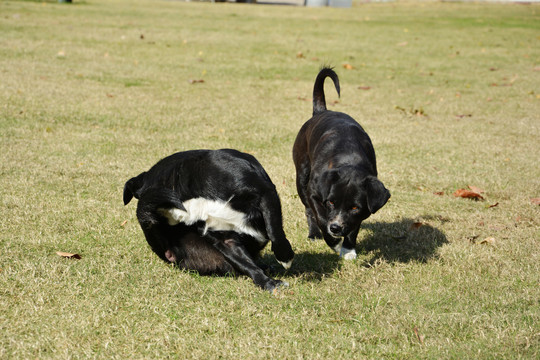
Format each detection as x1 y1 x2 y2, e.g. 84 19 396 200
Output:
263 216 448 281
359 216 449 265
261 251 341 282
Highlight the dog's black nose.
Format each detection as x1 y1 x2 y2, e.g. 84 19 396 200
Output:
329 223 342 234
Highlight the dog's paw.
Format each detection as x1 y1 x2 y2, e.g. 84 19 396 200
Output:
340 247 357 260
264 279 289 294
277 259 293 270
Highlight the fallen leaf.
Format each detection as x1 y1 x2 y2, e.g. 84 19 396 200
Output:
140 34 145 40
480 237 496 245
343 63 354 70
454 189 484 201
410 222 423 230
56 251 81 260
486 202 499 208
468 185 485 194
188 79 204 84
455 114 472 119
296 52 305 59
106 93 114 98
120 220 128 227
531 198 540 205
413 326 425 345
358 86 371 90
433 191 444 196
297 96 308 102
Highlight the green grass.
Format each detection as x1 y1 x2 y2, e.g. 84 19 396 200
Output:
1 0 539 358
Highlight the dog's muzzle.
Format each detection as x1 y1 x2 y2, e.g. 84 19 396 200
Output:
328 222 345 237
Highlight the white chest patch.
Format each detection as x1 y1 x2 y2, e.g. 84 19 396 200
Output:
158 197 266 242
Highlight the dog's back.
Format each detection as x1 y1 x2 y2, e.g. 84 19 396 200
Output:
295 67 377 175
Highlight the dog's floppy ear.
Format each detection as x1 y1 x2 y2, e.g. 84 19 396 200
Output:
364 176 390 214
123 172 146 205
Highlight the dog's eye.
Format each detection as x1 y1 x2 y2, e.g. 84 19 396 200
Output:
326 200 334 208
351 206 359 211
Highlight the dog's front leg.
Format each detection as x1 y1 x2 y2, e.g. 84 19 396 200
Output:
259 193 294 269
204 232 288 293
340 227 359 260
305 207 323 240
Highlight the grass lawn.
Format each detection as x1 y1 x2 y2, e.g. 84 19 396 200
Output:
0 0 539 358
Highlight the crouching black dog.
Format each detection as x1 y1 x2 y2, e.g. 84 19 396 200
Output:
293 68 390 260
123 149 294 292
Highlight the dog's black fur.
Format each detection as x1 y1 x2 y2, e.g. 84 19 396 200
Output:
124 149 294 292
292 68 390 259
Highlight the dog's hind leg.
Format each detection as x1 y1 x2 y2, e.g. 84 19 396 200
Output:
204 232 288 293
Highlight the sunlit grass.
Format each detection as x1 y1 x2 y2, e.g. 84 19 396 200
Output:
0 0 539 358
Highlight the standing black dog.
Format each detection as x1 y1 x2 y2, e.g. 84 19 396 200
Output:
293 68 390 260
123 149 294 292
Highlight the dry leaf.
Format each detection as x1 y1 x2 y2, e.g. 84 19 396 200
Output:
487 202 499 208
343 63 354 70
56 251 81 260
120 220 128 227
454 189 484 201
468 185 485 194
480 237 496 245
358 86 371 90
188 79 204 84
433 191 444 196
413 326 425 345
296 52 305 59
410 222 423 230
531 198 540 205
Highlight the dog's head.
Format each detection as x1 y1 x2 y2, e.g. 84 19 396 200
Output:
314 167 390 238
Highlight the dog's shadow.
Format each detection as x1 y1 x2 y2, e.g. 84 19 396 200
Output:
265 216 448 281
359 216 448 265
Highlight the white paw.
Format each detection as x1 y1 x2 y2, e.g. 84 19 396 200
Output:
340 247 357 260
332 239 344 254
277 259 293 270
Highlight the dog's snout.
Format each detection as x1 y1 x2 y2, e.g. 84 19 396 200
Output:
329 223 342 234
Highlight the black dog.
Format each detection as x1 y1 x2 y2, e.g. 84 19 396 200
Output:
123 149 294 292
292 68 390 259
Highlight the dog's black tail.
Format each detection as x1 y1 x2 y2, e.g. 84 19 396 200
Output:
313 67 340 116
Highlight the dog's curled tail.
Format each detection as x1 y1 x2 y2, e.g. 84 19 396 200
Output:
313 67 340 116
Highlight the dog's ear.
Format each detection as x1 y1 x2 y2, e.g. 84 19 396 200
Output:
123 172 146 205
364 176 390 214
